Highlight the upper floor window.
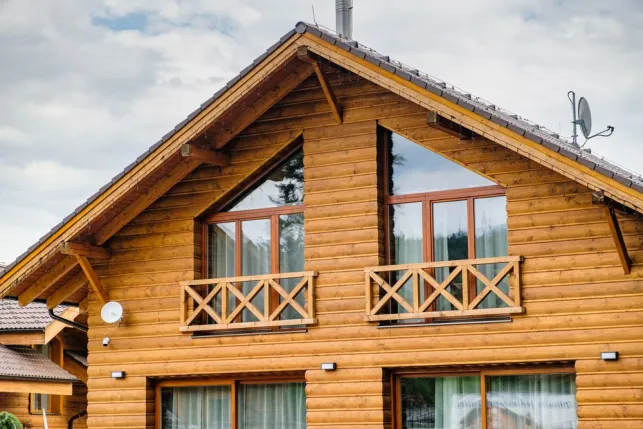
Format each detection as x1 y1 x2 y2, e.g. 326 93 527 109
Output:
382 130 508 313
203 147 305 323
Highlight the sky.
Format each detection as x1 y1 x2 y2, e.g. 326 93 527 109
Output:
0 0 642 263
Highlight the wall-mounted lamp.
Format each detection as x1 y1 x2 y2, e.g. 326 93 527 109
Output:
600 352 619 361
320 363 337 371
111 371 126 379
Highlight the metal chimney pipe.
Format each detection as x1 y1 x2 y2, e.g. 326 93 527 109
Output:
335 0 353 39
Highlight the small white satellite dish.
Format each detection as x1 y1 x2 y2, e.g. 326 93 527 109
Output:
100 301 123 324
578 97 592 139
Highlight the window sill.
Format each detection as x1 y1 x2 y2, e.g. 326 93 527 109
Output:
192 327 308 339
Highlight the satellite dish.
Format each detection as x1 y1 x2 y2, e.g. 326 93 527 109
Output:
100 301 123 324
578 97 592 139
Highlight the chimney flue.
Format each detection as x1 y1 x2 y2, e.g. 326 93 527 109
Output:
335 0 353 39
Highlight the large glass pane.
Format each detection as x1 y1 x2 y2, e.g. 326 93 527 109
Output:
161 385 232 429
229 149 304 211
433 200 468 311
386 131 493 196
241 219 271 322
388 203 423 316
401 376 481 429
486 373 577 429
474 197 509 309
238 382 306 429
280 213 305 321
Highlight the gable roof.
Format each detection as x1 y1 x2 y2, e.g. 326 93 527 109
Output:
0 299 66 331
0 345 78 382
1 22 642 303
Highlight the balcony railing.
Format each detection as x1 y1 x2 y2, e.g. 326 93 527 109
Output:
179 271 317 332
364 256 524 322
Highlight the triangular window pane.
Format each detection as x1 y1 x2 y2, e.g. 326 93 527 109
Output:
227 148 304 212
386 131 494 195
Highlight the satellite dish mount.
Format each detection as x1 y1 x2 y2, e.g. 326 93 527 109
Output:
568 91 614 147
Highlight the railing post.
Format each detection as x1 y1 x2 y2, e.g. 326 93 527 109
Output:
263 280 270 321
365 271 372 316
307 275 315 319
221 282 228 323
462 265 469 310
412 269 419 312
180 284 186 326
512 260 521 307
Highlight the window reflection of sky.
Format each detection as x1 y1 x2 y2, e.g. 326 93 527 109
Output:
390 133 494 195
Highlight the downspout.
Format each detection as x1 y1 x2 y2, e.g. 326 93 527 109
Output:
68 410 87 429
48 308 88 332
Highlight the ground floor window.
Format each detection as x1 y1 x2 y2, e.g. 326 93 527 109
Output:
158 379 306 429
398 368 577 429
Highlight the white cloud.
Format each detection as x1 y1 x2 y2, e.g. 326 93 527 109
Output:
0 0 641 263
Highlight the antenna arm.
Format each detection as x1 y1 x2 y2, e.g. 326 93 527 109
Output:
581 125 615 147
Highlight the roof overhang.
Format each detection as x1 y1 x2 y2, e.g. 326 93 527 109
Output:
0 378 73 395
1 22 641 306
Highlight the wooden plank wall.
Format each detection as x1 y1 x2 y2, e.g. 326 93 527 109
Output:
0 383 87 429
75 65 643 428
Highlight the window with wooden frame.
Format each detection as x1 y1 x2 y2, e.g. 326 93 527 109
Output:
202 146 305 325
381 129 509 319
393 366 577 429
30 339 64 415
156 377 306 429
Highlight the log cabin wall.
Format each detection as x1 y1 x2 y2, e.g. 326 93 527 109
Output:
78 65 643 429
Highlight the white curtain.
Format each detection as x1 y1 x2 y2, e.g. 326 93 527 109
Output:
486 374 577 429
238 382 306 429
161 385 232 429
473 197 508 309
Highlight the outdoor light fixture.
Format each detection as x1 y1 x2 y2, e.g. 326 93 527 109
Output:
111 371 126 379
321 363 337 371
600 352 619 361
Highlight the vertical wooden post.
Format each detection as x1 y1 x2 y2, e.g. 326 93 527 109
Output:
462 265 469 310
179 285 186 326
365 271 372 316
411 269 419 312
263 280 270 321
221 283 228 323
512 260 521 307
307 275 315 319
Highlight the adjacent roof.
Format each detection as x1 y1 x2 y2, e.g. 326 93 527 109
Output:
0 345 78 382
64 350 88 367
0 299 65 331
1 21 642 300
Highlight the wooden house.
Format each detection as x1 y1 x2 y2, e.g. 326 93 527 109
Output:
0 19 642 429
0 299 88 428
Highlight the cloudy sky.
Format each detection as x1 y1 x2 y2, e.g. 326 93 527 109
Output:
0 0 641 263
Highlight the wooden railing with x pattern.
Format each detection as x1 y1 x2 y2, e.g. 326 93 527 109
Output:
179 271 317 332
364 256 524 322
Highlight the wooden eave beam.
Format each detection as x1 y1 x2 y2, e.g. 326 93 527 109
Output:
63 355 88 384
60 242 111 260
593 191 632 274
46 272 87 309
94 159 201 245
18 256 78 306
210 63 315 149
181 144 229 166
44 307 80 344
297 46 343 124
605 205 632 274
75 255 109 305
427 111 472 140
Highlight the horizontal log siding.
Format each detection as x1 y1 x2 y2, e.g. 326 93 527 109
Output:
0 383 88 429
74 69 643 428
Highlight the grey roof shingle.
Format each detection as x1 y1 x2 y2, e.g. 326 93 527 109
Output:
64 350 88 367
0 299 66 331
1 21 642 281
0 345 78 382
